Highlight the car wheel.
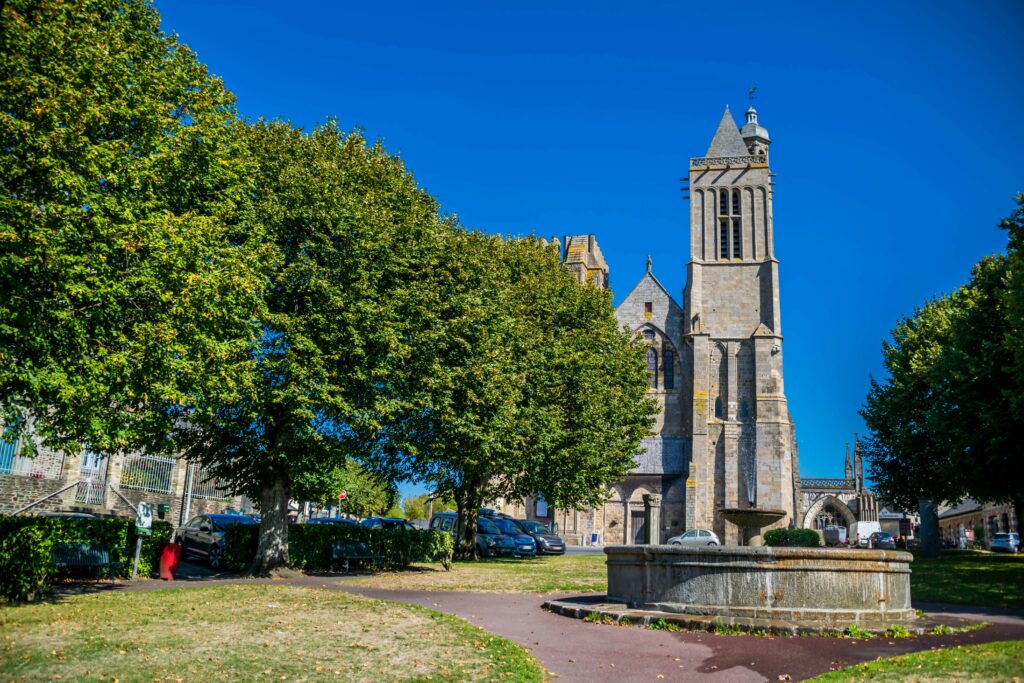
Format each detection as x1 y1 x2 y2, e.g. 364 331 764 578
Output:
707 541 718 546
670 541 682 546
209 545 223 569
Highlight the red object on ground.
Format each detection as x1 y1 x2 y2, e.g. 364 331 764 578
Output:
159 542 182 581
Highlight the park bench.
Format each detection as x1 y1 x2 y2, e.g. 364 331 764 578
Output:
331 541 376 573
51 542 121 583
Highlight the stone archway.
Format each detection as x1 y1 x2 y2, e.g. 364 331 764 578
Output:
802 495 857 531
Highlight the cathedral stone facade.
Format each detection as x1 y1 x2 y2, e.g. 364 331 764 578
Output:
499 107 879 545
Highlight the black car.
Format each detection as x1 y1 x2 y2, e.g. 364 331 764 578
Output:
175 513 257 569
516 519 566 555
429 511 516 559
307 516 357 525
360 516 416 530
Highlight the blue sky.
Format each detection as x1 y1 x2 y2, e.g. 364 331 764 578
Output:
159 1 1023 497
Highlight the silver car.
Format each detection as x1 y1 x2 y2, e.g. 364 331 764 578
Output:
667 529 720 546
989 532 1020 553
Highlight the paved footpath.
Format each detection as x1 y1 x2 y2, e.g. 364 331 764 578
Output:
121 568 1024 683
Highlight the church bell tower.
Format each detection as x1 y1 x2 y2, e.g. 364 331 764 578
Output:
683 106 797 544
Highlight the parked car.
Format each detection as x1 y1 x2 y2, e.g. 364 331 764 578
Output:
486 516 537 557
666 529 720 546
989 532 1020 553
429 511 516 559
360 516 416 530
307 517 356 525
516 519 566 555
175 513 258 569
867 531 897 550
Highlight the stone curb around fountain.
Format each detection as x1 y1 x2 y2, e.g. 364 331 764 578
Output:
542 596 988 637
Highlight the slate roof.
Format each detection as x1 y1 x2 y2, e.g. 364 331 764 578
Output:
938 497 983 519
705 106 751 158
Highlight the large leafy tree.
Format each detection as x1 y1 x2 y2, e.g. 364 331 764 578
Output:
863 197 1024 550
166 120 447 574
295 460 398 519
0 0 266 452
367 231 654 558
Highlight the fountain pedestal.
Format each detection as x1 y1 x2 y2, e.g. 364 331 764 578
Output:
720 507 786 546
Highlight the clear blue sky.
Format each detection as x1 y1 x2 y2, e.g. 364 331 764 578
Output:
159 1 1023 497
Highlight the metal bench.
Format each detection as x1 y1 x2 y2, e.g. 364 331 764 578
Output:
51 542 121 583
331 541 376 573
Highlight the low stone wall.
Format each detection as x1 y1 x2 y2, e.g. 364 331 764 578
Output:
606 544 915 631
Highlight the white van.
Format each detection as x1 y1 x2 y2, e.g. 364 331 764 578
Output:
852 521 881 547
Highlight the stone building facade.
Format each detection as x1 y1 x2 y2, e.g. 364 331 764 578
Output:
0 433 247 523
501 107 884 546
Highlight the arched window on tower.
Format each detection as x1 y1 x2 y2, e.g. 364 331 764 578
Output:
663 349 674 390
732 218 742 259
731 190 740 215
647 347 658 389
719 190 729 215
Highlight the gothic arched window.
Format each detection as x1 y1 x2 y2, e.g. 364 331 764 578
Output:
663 349 674 390
647 348 658 389
731 190 740 215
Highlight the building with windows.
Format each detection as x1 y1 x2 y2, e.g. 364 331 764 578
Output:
500 107 883 546
0 432 246 523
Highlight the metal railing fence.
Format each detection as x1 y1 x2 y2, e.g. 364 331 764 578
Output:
119 454 176 494
189 464 230 501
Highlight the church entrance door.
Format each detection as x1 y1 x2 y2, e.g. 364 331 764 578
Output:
631 510 647 544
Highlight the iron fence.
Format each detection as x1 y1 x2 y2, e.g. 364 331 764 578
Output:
75 451 107 505
0 432 65 480
119 454 176 494
189 464 230 501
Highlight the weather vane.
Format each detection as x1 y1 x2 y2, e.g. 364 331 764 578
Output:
748 86 757 104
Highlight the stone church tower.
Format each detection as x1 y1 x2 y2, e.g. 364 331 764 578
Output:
497 107 806 547
684 106 797 544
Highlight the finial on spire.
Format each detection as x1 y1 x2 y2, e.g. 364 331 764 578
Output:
646 255 653 273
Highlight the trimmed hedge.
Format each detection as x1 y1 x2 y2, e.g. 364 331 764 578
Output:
763 528 822 548
0 516 174 602
224 523 454 572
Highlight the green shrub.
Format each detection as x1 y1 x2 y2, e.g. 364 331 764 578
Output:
763 528 822 548
223 523 454 573
0 516 174 602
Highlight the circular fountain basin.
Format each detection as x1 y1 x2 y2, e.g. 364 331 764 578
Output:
605 544 915 632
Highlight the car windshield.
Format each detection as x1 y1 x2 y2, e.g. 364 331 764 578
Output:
993 533 1010 540
478 519 500 535
875 533 892 540
491 518 523 534
211 516 258 531
520 521 550 535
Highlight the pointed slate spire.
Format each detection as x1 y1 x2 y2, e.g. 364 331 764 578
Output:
705 106 751 157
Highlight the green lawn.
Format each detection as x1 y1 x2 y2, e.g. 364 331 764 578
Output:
348 553 607 593
909 550 1024 610
808 640 1024 682
0 585 547 682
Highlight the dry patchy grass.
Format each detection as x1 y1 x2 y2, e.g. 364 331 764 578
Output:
346 554 607 594
0 584 546 682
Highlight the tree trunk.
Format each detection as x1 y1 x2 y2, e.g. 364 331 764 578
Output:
248 477 290 576
1012 496 1023 539
917 497 940 558
454 487 481 561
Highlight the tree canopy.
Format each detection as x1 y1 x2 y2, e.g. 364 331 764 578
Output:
362 231 655 558
165 120 449 573
862 196 1024 546
0 0 267 453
